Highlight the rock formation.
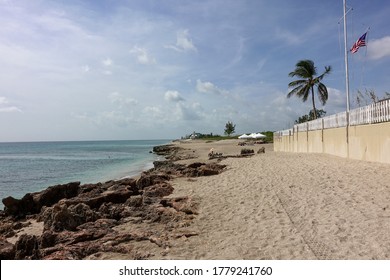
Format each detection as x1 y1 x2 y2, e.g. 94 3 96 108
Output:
0 144 226 260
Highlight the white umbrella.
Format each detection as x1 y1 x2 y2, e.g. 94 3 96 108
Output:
253 133 266 139
238 134 251 139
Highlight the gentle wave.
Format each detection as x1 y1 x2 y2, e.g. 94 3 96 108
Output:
0 140 170 205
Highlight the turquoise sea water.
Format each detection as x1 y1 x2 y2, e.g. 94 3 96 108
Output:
0 140 170 205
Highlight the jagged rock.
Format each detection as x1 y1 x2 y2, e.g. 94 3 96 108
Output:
2 194 35 218
2 182 80 217
32 182 80 210
161 197 199 215
39 230 58 249
125 195 143 208
241 148 254 155
153 161 186 172
187 162 205 169
0 237 15 260
142 183 174 205
98 203 131 220
14 234 40 259
136 174 170 190
183 163 226 177
0 218 17 238
40 203 100 232
152 144 180 156
63 188 134 209
143 183 174 198
39 219 120 259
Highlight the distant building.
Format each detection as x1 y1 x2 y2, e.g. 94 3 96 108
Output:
190 132 201 139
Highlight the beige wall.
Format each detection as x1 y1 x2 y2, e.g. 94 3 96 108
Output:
274 122 390 164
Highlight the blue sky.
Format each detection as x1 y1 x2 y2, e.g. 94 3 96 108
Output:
1 0 389 141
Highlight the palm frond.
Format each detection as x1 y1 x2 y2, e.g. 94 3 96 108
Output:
315 65 332 82
288 79 308 88
287 84 304 98
289 59 316 78
317 83 328 105
299 84 311 102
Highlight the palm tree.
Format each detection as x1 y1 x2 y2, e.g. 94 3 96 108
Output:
287 60 332 119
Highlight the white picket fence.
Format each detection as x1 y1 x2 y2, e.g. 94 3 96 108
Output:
349 99 390 125
275 99 390 136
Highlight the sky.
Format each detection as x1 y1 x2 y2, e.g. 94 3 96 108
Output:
0 0 389 142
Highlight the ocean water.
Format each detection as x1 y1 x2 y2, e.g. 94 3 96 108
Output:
0 140 170 205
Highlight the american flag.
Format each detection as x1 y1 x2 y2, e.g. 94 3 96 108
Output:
350 32 367 53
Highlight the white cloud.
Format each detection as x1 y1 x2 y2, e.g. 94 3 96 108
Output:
196 79 226 95
0 106 22 113
72 110 137 128
368 36 390 60
102 58 113 66
108 92 138 107
166 29 197 52
164 90 185 102
0 97 8 105
82 65 90 72
0 97 22 113
143 106 162 116
99 111 135 128
176 102 203 121
129 46 156 65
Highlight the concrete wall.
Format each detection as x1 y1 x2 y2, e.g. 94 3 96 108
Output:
274 122 390 164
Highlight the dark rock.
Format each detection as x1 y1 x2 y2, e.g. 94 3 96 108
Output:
136 174 170 190
40 203 100 232
14 234 40 259
2 193 35 217
183 163 226 177
0 237 15 260
63 188 134 209
125 195 143 207
76 218 118 231
152 161 187 176
2 182 80 217
0 218 17 238
152 144 179 156
32 182 80 209
98 203 128 220
39 230 58 248
187 162 205 169
241 148 254 155
143 183 174 198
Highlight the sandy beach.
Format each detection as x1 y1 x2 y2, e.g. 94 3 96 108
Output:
144 139 390 260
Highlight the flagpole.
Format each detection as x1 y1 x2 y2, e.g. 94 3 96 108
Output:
343 0 350 116
343 0 350 149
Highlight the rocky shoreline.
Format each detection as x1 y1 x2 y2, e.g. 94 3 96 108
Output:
0 144 226 260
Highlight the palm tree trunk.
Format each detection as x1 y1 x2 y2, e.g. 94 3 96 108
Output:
311 86 317 119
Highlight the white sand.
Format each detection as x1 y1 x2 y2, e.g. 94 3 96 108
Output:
154 139 390 259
